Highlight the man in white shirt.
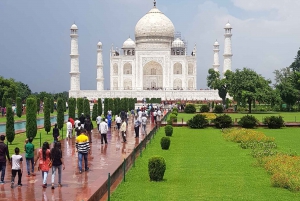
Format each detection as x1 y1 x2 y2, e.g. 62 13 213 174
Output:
141 114 147 134
99 119 108 144
157 110 162 121
74 118 80 129
115 115 122 131
66 119 73 139
96 115 102 130
153 110 157 124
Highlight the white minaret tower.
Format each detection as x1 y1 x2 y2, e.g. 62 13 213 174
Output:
96 41 104 91
223 22 233 75
213 40 220 71
70 23 80 91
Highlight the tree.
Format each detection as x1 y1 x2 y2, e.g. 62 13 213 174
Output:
77 98 84 117
68 98 76 119
0 76 17 106
36 98 40 114
104 98 108 116
16 97 22 117
97 98 102 116
92 103 97 121
50 97 54 113
44 97 51 134
16 81 31 101
57 98 64 130
6 102 15 144
228 68 272 113
207 69 231 104
26 98 37 138
83 99 90 117
108 98 114 115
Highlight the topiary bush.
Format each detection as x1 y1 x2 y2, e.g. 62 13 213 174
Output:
169 113 177 122
167 119 172 125
214 105 223 113
172 107 178 113
6 103 15 144
238 115 259 128
187 114 209 129
263 116 285 129
213 114 233 128
172 111 178 116
200 105 209 113
184 104 196 113
164 125 173 136
148 156 166 181
160 137 171 150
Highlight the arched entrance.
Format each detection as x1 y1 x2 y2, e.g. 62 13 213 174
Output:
143 61 163 90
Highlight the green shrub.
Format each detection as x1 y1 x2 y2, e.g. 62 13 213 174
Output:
68 98 76 119
83 99 90 117
214 105 223 113
26 98 37 138
184 104 196 113
238 115 259 128
172 111 178 116
148 156 166 181
263 116 285 129
172 107 178 113
169 113 177 122
44 97 51 134
6 103 15 144
187 114 209 129
167 119 172 125
213 114 232 128
16 97 22 118
200 105 209 113
57 98 64 130
160 137 171 150
92 103 98 121
97 98 102 116
77 98 84 117
164 125 173 136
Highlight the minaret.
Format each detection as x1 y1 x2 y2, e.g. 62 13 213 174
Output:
96 41 104 91
223 22 233 75
70 23 80 91
213 40 220 72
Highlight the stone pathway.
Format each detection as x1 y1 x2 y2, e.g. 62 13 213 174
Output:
0 118 158 201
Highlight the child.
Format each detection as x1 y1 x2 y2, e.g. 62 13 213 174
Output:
11 147 23 188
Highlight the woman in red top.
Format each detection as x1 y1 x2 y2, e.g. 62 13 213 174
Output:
34 142 51 188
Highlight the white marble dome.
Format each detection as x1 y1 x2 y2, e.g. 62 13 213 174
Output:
135 7 175 42
225 22 231 29
214 41 219 46
71 24 78 30
97 41 102 46
122 37 136 49
172 38 184 48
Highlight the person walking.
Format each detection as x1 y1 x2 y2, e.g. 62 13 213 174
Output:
25 137 36 177
52 124 60 143
0 135 11 184
134 117 140 138
11 147 23 188
96 115 102 130
84 116 94 143
115 115 122 131
75 130 91 174
120 120 127 143
34 142 51 188
79 113 85 125
99 119 108 144
66 119 73 139
50 142 65 189
75 122 84 137
141 114 147 134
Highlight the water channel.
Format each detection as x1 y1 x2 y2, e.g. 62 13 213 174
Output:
0 115 69 134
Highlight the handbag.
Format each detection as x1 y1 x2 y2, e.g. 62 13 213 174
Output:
48 160 53 168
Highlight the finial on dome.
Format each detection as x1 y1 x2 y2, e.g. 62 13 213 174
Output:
154 0 156 8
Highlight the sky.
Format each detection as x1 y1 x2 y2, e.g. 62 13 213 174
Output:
1 0 300 93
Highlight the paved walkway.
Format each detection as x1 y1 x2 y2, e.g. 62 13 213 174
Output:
0 118 158 201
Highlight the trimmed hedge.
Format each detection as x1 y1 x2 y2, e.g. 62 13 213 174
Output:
148 156 166 181
160 137 171 150
26 98 37 138
44 97 51 134
57 98 64 130
92 103 98 121
184 104 196 113
214 105 223 113
170 113 177 122
213 114 232 128
77 98 84 118
164 125 173 136
187 114 209 129
263 116 285 129
16 97 22 118
238 115 259 128
6 103 15 144
200 105 209 113
83 98 90 117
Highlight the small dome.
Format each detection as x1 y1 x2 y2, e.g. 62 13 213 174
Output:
225 22 231 29
122 38 136 49
71 24 78 30
172 38 185 48
214 41 219 46
97 41 102 46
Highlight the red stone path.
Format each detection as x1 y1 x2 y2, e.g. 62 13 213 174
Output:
0 118 158 201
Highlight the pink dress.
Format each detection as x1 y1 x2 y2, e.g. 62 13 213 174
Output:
38 149 51 171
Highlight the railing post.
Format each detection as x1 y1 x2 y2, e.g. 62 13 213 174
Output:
123 159 126 182
107 173 111 201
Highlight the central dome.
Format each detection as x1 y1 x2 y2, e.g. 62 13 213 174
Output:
135 7 175 44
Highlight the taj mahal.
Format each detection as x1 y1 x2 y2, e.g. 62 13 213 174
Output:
68 1 233 101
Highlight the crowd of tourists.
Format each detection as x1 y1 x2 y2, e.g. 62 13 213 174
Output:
0 105 165 190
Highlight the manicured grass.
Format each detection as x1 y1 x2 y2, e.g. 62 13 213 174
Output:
111 127 300 200
176 112 300 123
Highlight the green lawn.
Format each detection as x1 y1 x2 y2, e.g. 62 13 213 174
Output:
111 127 300 200
175 112 300 123
0 111 59 123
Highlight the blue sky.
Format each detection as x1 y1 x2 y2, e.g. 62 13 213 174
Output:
1 0 299 93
